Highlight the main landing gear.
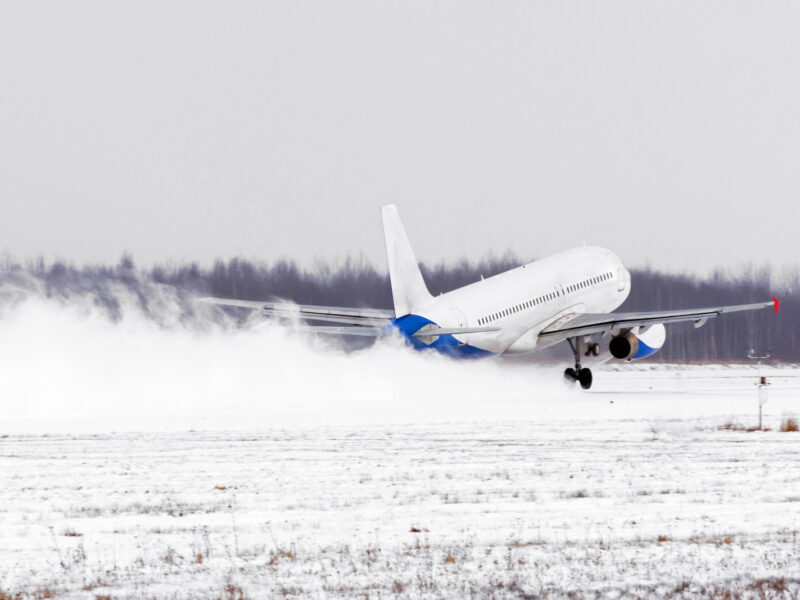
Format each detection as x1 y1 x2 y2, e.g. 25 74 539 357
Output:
564 337 593 390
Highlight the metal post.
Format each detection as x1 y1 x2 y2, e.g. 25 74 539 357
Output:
748 349 771 430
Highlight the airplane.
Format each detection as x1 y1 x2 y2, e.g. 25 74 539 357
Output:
199 205 779 389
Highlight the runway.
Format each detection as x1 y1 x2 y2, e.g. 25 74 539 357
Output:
1 365 799 598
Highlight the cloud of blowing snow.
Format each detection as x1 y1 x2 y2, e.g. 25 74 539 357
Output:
0 283 567 433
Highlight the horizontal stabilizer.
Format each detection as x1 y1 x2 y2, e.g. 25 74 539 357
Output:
412 325 500 337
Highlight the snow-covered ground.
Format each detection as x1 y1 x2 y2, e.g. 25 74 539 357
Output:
1 297 799 598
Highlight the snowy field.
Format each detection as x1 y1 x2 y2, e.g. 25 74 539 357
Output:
1 297 800 598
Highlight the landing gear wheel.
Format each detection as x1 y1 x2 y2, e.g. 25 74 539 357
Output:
566 337 596 391
578 368 593 390
584 342 600 357
564 367 577 385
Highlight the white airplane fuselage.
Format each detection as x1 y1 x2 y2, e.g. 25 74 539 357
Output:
393 246 631 357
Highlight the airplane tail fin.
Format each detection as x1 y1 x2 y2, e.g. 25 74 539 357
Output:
381 205 433 317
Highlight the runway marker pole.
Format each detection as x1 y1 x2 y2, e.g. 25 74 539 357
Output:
748 349 771 430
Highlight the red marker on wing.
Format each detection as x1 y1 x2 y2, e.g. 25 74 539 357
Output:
773 296 780 313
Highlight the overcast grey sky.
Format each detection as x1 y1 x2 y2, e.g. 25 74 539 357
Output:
1 1 798 275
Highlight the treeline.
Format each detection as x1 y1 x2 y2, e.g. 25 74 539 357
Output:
1 254 797 362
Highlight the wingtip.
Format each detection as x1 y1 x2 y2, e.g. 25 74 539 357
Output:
773 296 780 314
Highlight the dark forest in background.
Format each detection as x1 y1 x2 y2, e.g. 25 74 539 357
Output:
3 254 797 363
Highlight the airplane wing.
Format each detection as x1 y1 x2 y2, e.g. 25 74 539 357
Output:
290 325 387 336
539 297 779 342
197 297 395 327
198 297 501 338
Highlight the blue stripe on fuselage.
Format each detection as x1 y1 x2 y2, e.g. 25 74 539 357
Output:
387 314 494 359
632 338 659 359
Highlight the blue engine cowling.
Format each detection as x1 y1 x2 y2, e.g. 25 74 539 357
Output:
609 324 666 360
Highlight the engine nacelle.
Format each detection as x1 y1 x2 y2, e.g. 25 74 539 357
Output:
609 324 666 360
609 332 638 359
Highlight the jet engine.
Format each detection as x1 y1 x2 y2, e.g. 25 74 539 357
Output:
609 324 666 360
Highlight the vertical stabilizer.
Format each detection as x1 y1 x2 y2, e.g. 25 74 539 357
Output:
382 205 433 317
